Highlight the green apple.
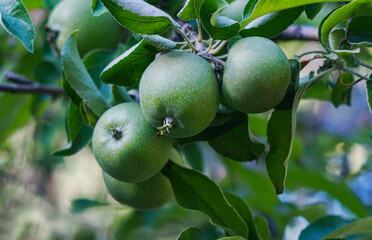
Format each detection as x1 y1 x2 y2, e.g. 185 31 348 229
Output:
103 149 183 210
139 52 220 138
47 0 122 56
92 102 173 183
221 37 291 113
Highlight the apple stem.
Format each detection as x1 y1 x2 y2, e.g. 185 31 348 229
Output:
45 25 61 58
157 117 173 136
111 127 123 141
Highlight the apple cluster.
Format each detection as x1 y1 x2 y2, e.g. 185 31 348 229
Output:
92 37 291 210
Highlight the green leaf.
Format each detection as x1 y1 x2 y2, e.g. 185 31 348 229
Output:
100 0 180 34
347 16 372 47
0 0 35 52
80 101 99 128
305 3 325 20
367 77 372 113
240 7 303 38
224 192 260 240
328 28 362 68
100 39 156 86
242 0 345 30
83 50 115 100
319 0 372 49
54 102 93 156
83 50 115 89
92 0 108 16
178 0 205 21
286 167 371 218
323 216 372 239
62 73 83 107
218 237 245 240
254 216 270 240
303 73 332 102
162 162 249 238
200 0 241 40
265 109 294 195
329 28 346 51
112 85 134 104
331 73 353 107
177 111 247 145
71 198 109 214
299 216 351 240
209 118 265 162
265 59 300 194
177 227 214 240
142 35 177 50
180 143 204 172
61 32 110 117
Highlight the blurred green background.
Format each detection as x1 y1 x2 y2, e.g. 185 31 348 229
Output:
0 1 371 240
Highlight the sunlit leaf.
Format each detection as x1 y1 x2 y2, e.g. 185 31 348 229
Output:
240 7 303 38
319 0 372 49
178 0 205 21
100 0 180 34
100 39 156 86
242 0 347 30
0 0 35 52
200 0 240 40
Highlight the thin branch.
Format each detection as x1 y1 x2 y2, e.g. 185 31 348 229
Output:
201 38 214 54
360 62 372 71
1 72 64 96
298 51 327 59
196 18 203 42
216 53 228 60
343 66 370 81
0 83 64 96
5 72 33 84
275 25 319 41
174 27 198 52
198 53 226 66
211 40 222 50
210 40 228 55
306 67 337 89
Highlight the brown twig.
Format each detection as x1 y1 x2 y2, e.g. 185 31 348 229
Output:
1 72 64 97
275 25 319 41
5 72 33 84
0 83 64 96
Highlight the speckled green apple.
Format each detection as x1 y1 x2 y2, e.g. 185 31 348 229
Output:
221 37 291 113
139 52 220 138
47 0 122 56
102 148 183 210
92 102 173 183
